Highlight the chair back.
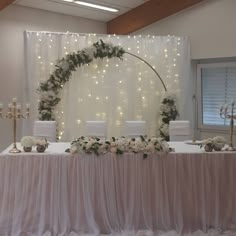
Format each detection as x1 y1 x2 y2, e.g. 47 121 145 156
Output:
85 121 107 138
123 121 146 137
33 121 57 142
169 120 190 141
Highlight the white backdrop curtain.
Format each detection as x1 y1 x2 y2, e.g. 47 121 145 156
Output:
23 31 190 140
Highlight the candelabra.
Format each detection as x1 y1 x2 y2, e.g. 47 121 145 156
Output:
0 98 30 153
220 101 236 150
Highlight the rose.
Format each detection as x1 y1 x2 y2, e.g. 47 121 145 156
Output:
70 145 78 154
110 142 117 153
35 138 48 148
144 144 155 154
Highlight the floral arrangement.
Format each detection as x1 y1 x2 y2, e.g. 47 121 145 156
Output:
38 40 168 122
35 138 49 148
69 136 171 159
159 95 179 141
38 40 125 120
201 136 226 152
20 136 36 147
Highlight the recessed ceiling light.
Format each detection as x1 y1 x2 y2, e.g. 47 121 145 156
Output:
73 1 119 12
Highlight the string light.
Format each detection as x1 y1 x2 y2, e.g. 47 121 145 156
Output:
33 33 183 138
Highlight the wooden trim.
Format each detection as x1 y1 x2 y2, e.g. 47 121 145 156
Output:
0 0 15 11
107 0 206 35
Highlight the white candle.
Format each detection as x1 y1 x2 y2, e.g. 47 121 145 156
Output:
12 98 17 103
26 104 30 109
0 103 3 109
16 104 21 110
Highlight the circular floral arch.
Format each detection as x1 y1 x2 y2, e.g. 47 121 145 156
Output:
38 40 168 121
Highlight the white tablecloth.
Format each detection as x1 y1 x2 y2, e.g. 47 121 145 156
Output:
0 142 236 236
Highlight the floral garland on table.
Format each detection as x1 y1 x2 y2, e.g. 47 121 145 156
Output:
38 40 167 121
159 95 179 141
67 136 171 159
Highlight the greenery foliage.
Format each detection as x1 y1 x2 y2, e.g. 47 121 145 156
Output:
159 95 179 141
38 40 125 120
37 39 178 139
69 135 171 158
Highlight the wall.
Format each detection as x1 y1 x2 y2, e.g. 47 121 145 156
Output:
0 5 106 151
137 0 236 142
137 0 236 59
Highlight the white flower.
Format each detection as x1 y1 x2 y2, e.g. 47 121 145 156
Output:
160 104 171 113
61 61 69 71
70 145 78 154
202 138 214 145
21 136 35 147
160 124 169 137
85 141 93 150
35 138 48 146
83 47 96 60
144 144 155 154
213 136 226 144
110 141 117 153
161 141 170 152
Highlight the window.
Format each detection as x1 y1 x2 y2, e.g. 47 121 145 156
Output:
197 62 236 128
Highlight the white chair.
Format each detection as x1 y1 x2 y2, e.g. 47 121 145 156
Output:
33 121 57 142
123 121 146 137
85 121 107 138
169 120 191 141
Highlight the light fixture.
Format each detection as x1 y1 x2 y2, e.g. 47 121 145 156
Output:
71 1 119 12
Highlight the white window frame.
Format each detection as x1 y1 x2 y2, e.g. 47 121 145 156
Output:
197 61 236 132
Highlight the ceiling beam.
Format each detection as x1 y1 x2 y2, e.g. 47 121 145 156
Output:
0 0 15 11
107 0 205 35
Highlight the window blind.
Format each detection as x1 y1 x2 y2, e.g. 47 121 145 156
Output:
201 66 236 126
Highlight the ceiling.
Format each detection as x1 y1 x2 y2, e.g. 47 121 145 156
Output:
14 0 148 22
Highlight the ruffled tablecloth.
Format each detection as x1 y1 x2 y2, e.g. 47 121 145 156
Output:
0 142 236 236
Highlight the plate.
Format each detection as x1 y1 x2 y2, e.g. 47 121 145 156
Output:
184 140 202 145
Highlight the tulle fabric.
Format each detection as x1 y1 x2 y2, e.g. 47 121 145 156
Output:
0 151 236 235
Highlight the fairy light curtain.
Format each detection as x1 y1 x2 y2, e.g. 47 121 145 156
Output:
23 31 190 140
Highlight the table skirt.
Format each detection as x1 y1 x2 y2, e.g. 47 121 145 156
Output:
0 152 236 235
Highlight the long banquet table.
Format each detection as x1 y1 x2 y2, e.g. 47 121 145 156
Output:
0 142 236 236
